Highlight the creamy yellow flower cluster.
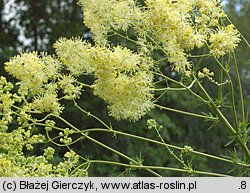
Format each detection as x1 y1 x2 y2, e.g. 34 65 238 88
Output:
0 81 83 177
209 24 241 58
3 0 241 123
53 38 94 76
5 52 61 95
4 52 83 115
80 0 240 72
91 46 154 121
55 38 154 121
0 77 18 131
0 83 83 176
79 0 141 44
0 135 83 177
4 38 153 121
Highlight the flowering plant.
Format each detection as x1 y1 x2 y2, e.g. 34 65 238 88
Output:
0 0 249 176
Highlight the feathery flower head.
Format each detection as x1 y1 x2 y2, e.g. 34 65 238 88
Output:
31 93 63 115
4 52 61 95
55 37 154 120
91 45 154 121
209 24 241 58
79 0 142 44
54 37 94 76
58 75 83 100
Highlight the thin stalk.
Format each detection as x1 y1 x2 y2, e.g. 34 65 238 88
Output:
82 135 162 177
188 53 211 58
214 56 238 128
154 104 218 121
49 114 161 177
154 127 189 170
217 57 224 106
194 75 250 161
70 162 90 176
111 30 138 44
154 57 168 64
13 115 250 168
154 71 207 103
45 130 65 147
153 79 196 91
204 41 238 127
36 122 64 131
90 160 229 177
146 35 168 56
73 99 110 129
153 87 186 91
75 81 93 89
232 52 245 122
82 128 249 168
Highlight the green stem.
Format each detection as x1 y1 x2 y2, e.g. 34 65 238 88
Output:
146 35 169 56
90 160 229 177
111 30 138 44
154 71 207 103
153 87 186 91
232 52 245 122
188 54 211 58
73 99 110 129
19 117 250 168
153 79 196 91
217 58 224 106
154 57 168 64
82 128 249 168
75 81 93 89
49 114 161 177
214 56 238 128
70 162 90 176
154 104 218 121
84 136 161 177
154 127 189 169
194 75 250 161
